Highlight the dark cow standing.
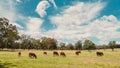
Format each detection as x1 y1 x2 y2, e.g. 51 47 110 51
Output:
60 52 66 57
75 50 81 55
18 52 21 57
53 51 59 56
96 52 104 56
43 52 47 55
29 52 37 59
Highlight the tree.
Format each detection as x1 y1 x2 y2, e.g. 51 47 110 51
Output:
0 17 20 49
41 37 57 50
108 41 116 51
75 40 82 50
102 44 107 51
31 39 41 49
59 42 66 50
83 39 96 50
66 43 74 50
0 17 9 49
115 44 120 48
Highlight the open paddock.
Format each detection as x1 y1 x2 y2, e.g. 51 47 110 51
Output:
0 49 120 68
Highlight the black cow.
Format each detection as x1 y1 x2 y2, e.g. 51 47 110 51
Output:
60 52 66 57
29 52 37 59
53 51 59 56
75 50 81 55
43 52 47 55
96 52 104 56
18 52 21 57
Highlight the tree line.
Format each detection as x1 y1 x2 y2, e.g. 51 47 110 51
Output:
0 17 120 51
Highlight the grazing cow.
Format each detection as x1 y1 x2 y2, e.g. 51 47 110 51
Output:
43 52 47 55
29 52 37 59
60 52 66 57
53 51 59 56
96 52 104 56
75 50 81 55
18 52 21 57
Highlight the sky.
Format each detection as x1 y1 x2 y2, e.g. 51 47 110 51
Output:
0 0 120 45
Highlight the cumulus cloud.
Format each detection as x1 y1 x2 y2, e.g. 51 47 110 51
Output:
18 17 43 39
116 41 120 44
40 1 120 44
49 14 120 44
46 1 106 43
16 0 21 2
49 0 57 8
89 15 120 42
36 0 50 17
27 17 43 32
22 17 44 38
50 2 105 26
36 0 57 17
0 0 23 29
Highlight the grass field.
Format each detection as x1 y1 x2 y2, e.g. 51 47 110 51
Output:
0 49 120 68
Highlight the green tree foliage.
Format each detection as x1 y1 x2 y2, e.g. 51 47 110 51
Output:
13 42 21 49
21 38 32 49
115 44 120 48
0 17 20 49
108 41 116 51
101 44 107 50
31 39 41 50
75 40 82 50
66 43 74 50
83 39 96 50
41 37 57 50
59 42 66 50
20 35 41 50
96 44 107 50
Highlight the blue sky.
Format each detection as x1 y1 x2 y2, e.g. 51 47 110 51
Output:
0 0 120 45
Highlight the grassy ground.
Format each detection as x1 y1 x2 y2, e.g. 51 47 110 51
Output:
0 49 120 68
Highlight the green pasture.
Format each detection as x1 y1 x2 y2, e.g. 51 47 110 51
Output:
0 49 120 68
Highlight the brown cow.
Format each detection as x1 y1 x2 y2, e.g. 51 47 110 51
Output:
43 52 47 55
18 52 21 57
96 52 104 56
60 52 66 57
29 52 37 59
75 50 81 55
53 51 59 56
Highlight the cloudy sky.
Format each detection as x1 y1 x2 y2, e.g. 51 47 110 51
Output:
0 0 120 44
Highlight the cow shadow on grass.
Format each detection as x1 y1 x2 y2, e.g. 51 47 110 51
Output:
0 61 16 68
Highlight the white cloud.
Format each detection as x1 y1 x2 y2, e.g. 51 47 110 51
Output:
49 0 57 8
89 15 120 42
49 14 120 44
43 1 120 44
47 1 106 43
19 17 44 39
36 0 50 17
0 0 23 29
35 0 57 17
12 22 23 29
50 2 105 26
16 0 21 2
27 17 43 32
116 41 120 44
